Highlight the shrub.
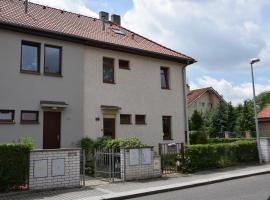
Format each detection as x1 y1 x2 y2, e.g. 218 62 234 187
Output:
18 136 34 150
80 137 95 155
94 136 113 149
189 130 208 144
207 138 255 144
0 143 32 192
105 136 146 149
182 140 257 173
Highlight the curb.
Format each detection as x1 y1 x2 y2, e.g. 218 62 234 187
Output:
101 170 270 200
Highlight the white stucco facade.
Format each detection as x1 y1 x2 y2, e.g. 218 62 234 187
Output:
0 29 187 149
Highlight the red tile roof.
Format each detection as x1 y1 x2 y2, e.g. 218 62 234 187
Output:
187 87 209 105
258 104 270 119
0 0 195 63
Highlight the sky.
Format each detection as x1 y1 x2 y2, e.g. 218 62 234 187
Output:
30 0 270 105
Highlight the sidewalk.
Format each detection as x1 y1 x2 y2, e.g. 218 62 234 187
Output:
1 164 270 200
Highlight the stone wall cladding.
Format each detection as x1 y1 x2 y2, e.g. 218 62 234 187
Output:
29 149 81 190
121 148 161 181
260 138 270 163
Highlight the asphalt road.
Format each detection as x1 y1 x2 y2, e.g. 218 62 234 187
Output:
127 174 270 200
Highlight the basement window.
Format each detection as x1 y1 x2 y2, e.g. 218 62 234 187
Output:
112 28 125 36
0 110 15 124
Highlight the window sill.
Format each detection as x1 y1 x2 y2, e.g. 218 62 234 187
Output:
120 123 132 125
44 73 63 77
135 123 147 125
20 121 40 125
20 70 40 75
103 81 115 84
163 137 173 141
161 88 170 90
0 121 15 125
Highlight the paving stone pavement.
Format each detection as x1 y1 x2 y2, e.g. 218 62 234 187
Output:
0 187 105 200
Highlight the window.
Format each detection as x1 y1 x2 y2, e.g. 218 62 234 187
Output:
162 116 172 140
44 45 62 75
160 67 170 89
103 57 115 83
21 111 39 124
0 110 15 123
135 115 146 125
120 114 132 124
21 41 40 73
202 102 205 107
119 60 130 70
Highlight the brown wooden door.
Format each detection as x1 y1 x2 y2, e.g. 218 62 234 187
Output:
103 118 115 139
43 112 61 149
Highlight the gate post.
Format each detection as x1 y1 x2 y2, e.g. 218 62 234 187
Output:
180 143 185 167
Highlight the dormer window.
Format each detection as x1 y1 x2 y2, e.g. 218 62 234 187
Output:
111 28 125 36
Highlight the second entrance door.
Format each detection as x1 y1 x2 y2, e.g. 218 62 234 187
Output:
103 118 115 139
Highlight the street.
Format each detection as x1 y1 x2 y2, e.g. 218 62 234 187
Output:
128 174 270 200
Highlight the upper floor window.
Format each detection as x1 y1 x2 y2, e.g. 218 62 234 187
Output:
44 45 62 76
119 60 130 70
160 67 170 89
0 110 15 124
21 41 40 73
21 111 39 124
120 114 132 124
162 116 172 140
135 115 146 125
103 57 115 84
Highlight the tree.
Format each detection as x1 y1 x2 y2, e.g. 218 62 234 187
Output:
235 100 255 132
256 90 270 110
190 110 203 131
226 102 236 132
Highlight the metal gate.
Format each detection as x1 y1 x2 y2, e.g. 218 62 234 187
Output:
159 143 184 174
94 148 122 182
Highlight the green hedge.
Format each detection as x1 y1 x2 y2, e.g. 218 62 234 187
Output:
0 144 32 192
207 138 255 144
182 140 258 173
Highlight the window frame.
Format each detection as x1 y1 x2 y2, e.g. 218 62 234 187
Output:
0 110 15 124
103 57 115 84
20 110 39 124
162 116 172 140
20 40 41 74
119 59 130 70
135 115 146 125
44 44 63 77
120 114 132 125
160 67 170 90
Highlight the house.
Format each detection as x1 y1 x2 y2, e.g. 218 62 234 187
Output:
0 0 195 149
187 86 223 118
258 104 270 137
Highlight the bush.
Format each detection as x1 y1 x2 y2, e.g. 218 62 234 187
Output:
80 137 95 155
0 143 32 192
207 138 255 144
182 140 258 173
105 136 146 149
94 136 113 149
189 130 208 144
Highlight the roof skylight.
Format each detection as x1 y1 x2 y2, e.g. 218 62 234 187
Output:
111 28 125 36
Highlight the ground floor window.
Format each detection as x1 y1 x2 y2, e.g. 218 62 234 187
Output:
135 115 146 125
120 114 132 124
21 111 39 124
0 110 15 123
163 116 172 140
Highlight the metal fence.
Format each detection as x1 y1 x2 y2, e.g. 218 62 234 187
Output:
94 148 122 182
158 143 184 174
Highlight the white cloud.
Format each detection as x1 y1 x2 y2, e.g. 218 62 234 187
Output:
190 76 270 105
30 0 97 17
123 0 269 71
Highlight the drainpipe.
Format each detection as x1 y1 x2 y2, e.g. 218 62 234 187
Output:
182 60 190 144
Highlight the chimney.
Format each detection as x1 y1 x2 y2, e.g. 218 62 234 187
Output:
111 14 121 26
99 11 109 21
24 0 29 14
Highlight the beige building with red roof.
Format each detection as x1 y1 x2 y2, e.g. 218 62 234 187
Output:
258 104 270 137
0 0 195 148
187 87 223 118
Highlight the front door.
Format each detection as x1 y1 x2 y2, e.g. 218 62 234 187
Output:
43 111 61 149
103 118 115 139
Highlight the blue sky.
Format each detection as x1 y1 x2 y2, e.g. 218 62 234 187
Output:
31 0 270 105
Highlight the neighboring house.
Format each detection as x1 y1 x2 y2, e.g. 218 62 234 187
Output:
258 104 270 137
187 87 223 118
0 0 195 149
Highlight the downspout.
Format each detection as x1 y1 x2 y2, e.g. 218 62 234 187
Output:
182 60 190 144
